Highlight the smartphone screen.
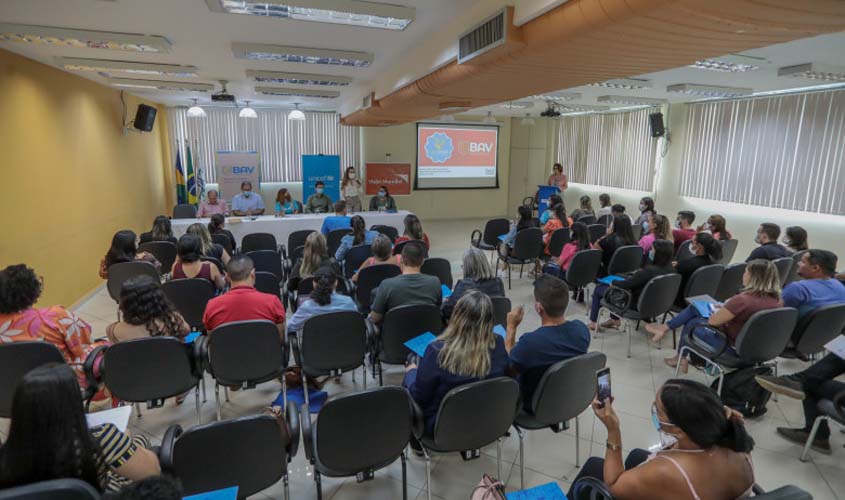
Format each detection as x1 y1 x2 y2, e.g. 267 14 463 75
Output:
596 368 611 408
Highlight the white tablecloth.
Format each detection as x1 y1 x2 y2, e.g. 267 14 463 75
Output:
171 210 411 247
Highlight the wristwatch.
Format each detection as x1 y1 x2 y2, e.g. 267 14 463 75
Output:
606 441 621 451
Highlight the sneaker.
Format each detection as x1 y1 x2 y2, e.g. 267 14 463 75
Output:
497 269 508 279
776 427 832 455
754 375 805 400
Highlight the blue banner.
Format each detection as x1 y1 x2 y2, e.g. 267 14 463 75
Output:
302 155 340 204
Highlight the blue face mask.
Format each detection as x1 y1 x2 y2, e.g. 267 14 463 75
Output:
648 249 655 261
316 188 324 195
243 191 252 198
378 191 386 197
651 404 679 448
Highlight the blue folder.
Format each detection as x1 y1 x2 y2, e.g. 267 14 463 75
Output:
184 332 202 344
404 332 437 357
507 482 567 500
441 284 453 298
493 324 507 338
691 300 718 318
597 275 624 285
273 387 327 413
183 486 238 500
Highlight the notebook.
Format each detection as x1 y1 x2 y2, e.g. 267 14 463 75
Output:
86 405 132 433
506 482 567 500
442 284 453 299
690 299 722 318
183 486 238 500
404 332 437 357
184 331 202 344
493 324 507 338
825 335 845 360
597 275 624 285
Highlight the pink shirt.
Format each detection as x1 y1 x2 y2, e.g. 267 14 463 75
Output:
639 233 656 254
198 199 228 217
558 243 580 270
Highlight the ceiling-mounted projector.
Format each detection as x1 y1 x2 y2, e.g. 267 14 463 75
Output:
540 103 560 118
211 80 236 103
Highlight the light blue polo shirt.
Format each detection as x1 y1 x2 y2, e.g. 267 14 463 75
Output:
231 192 265 213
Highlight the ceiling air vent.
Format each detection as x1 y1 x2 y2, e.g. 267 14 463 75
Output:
458 8 507 64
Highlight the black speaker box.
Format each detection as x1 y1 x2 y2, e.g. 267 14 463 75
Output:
133 104 157 132
649 112 665 138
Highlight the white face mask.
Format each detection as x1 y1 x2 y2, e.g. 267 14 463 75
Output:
639 203 646 212
754 234 762 244
349 173 356 179
652 405 679 448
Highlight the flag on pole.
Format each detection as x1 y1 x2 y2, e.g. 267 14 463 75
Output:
186 144 198 206
175 148 187 205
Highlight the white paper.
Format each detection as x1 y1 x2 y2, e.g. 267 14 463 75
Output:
86 405 132 433
824 335 845 360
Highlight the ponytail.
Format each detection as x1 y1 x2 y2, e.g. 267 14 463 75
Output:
310 269 336 306
718 413 755 453
404 214 423 241
208 213 224 234
351 215 366 246
695 233 723 262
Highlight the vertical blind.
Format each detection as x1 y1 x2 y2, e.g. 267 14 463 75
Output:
555 108 659 192
167 107 359 183
680 90 845 216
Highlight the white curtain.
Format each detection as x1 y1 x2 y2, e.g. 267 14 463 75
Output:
680 90 845 216
555 108 660 192
167 107 359 183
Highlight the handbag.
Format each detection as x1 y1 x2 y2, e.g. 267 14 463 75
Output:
471 474 506 500
603 285 632 312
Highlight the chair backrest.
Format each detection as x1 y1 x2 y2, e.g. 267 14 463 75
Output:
106 261 160 302
432 377 520 451
380 304 444 364
791 303 845 356
207 320 285 386
719 239 739 264
327 229 352 257
607 245 643 276
288 229 316 253
356 264 402 306
343 244 373 279
482 218 510 246
751 485 812 500
298 277 315 296
675 240 694 261
734 308 798 364
168 414 291 497
512 228 543 261
684 264 725 299
201 256 225 274
596 214 613 227
0 342 65 418
393 240 429 258
637 273 683 319
490 296 511 327
246 250 283 281
571 477 615 500
103 337 198 403
529 352 607 424
253 271 281 298
300 312 368 378
772 257 794 287
714 263 746 302
786 250 808 285
565 250 602 288
577 214 597 225
173 204 197 219
420 258 453 289
241 232 277 254
588 224 606 244
370 225 399 243
291 245 305 262
0 479 100 500
211 233 234 255
547 228 571 257
161 278 216 329
137 241 177 274
313 386 413 476
631 224 643 241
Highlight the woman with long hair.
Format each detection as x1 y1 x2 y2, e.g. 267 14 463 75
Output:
404 291 509 434
99 230 160 279
352 234 400 281
335 215 379 261
0 364 161 493
443 248 505 321
107 275 190 343
634 196 656 232
539 194 562 225
699 215 732 241
784 226 809 253
139 215 176 244
594 216 638 275
172 234 225 290
368 185 398 212
638 214 672 254
395 214 430 249
547 162 567 191
597 193 612 218
569 379 755 500
341 166 363 213
556 222 591 271
274 188 302 215
290 232 340 290
570 195 595 221
286 267 358 334
186 222 230 266
542 203 573 255
207 213 237 252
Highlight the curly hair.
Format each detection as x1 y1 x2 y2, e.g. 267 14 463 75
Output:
310 267 337 306
0 264 42 314
118 276 185 337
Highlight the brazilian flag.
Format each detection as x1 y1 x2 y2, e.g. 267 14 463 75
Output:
186 145 198 206
175 149 187 204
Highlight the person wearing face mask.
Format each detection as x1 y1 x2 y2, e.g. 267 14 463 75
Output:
304 181 334 214
697 215 731 241
368 185 398 212
671 211 697 253
633 197 655 233
341 166 363 213
746 223 791 262
231 181 265 216
568 379 755 500
783 226 808 253
547 162 568 191
274 188 302 215
671 232 723 308
638 214 671 255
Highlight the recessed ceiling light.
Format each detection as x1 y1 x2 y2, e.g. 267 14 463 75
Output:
255 86 340 98
206 0 414 30
0 23 171 52
689 54 765 72
667 83 752 98
57 57 197 77
589 78 652 90
232 42 372 67
596 95 668 106
499 101 534 109
109 78 214 92
246 69 352 86
778 63 845 82
531 92 581 101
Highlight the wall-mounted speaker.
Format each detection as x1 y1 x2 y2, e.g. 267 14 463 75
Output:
649 112 665 138
133 104 157 132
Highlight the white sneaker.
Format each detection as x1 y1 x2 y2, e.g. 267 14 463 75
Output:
497 269 508 279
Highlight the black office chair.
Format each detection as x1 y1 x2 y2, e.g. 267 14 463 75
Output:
596 214 613 227
772 257 794 287
343 244 372 279
291 312 370 407
0 341 65 418
137 241 177 275
785 250 808 285
161 278 216 331
201 255 225 274
160 409 299 499
301 387 417 500
106 261 160 312
415 378 520 500
286 229 316 260
675 239 694 261
576 214 597 225
248 249 284 281
198 320 287 420
606 245 643 276
671 264 725 348
783 303 845 360
375 304 443 385
470 218 510 263
496 228 543 290
285 276 316 314
513 353 607 488
327 229 352 258
588 224 606 244
801 389 845 462
173 204 197 219
354 264 402 314
562 249 603 299
211 233 234 255
631 223 643 241
371 225 399 243
753 485 814 499
490 296 511 327
570 477 614 500
0 479 101 500
546 228 571 259
714 262 747 302
254 271 282 299
719 239 739 265
241 232 279 254
393 240 428 258
421 258 453 289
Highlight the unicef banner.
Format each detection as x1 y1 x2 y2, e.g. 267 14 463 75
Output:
215 151 260 201
301 155 341 203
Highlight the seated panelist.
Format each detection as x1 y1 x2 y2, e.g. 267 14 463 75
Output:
305 181 334 214
231 181 264 216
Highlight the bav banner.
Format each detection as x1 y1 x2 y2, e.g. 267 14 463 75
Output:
365 162 412 195
215 151 260 201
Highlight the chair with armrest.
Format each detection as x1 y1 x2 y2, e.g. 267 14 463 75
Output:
211 233 234 255
247 249 284 282
470 218 510 264
588 224 606 244
669 264 725 348
393 240 429 258
286 229 316 260
106 261 161 318
490 296 511 328
496 228 543 290
801 389 845 462
719 239 739 264
570 477 614 500
254 270 282 299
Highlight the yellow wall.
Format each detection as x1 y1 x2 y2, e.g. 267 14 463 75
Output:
0 49 172 308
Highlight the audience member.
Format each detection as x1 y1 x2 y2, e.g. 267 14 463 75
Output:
341 166 363 213
289 232 339 290
107 276 189 343
698 214 731 241
588 239 676 331
784 226 809 253
197 189 228 217
185 222 230 266
395 214 430 249
335 214 379 261
442 247 504 321
556 222 591 271
369 185 398 212
207 213 236 252
781 249 845 317
320 200 351 235
594 216 637 275
0 364 161 493
570 195 595 221
547 162 568 191
539 194 562 225
230 181 264 216
304 181 334 214
746 223 791 261
274 188 302 215
286 267 357 335
352 234 400 281
648 259 782 372
505 275 589 408
543 203 573 255
404 291 509 435
568 379 754 500
597 194 612 218
610 204 632 225
634 196 655 232
172 234 225 290
672 211 697 252
99 230 160 279
638 214 671 255
672 232 723 307
139 215 177 245
369 241 441 324
501 205 538 250
104 476 183 500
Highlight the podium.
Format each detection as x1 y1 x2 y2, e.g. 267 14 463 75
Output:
537 185 560 218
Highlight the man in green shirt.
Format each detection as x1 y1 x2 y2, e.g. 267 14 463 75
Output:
304 181 334 214
369 241 441 324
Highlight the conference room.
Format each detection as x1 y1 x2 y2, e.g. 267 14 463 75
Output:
2 1 845 499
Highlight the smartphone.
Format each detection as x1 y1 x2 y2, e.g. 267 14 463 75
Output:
596 368 611 408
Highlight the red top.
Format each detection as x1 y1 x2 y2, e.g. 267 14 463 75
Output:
395 234 430 249
722 293 781 344
672 227 697 252
173 261 213 281
203 285 285 332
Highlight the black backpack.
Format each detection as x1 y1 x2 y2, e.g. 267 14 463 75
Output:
712 365 773 417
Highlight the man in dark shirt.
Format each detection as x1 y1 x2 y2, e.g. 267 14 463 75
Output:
505 275 590 410
369 241 441 324
746 223 791 262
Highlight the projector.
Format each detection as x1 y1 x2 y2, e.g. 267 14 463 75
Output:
540 104 560 118
211 80 236 103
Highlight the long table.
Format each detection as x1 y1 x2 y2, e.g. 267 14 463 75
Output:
171 210 411 247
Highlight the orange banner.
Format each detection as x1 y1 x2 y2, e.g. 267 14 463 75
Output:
365 162 411 195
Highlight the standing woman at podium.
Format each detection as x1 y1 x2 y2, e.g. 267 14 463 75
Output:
547 163 568 191
341 166 363 213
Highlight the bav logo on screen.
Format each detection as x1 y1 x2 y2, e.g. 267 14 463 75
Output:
418 126 498 179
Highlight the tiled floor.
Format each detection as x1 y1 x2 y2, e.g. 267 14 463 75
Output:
6 218 842 499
